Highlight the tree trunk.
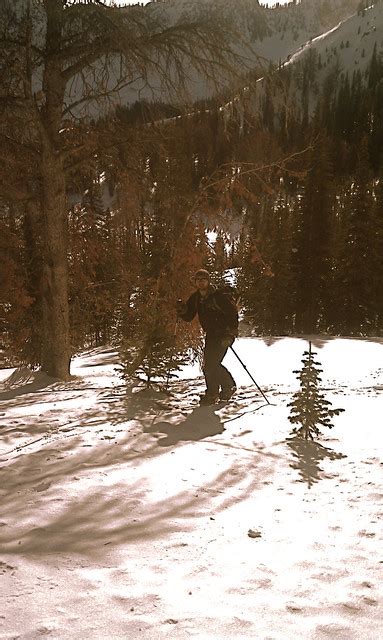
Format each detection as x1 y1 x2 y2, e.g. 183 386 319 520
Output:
38 1 71 380
40 148 71 380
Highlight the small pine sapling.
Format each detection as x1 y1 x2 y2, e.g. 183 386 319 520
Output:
288 342 344 440
118 279 200 389
119 316 190 389
137 334 190 388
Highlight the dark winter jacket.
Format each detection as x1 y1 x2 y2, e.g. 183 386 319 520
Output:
178 286 238 338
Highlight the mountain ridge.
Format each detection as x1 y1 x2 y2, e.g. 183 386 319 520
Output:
251 1 383 124
3 0 374 118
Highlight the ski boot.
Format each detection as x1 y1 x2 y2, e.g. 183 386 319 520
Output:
219 386 237 402
199 392 219 406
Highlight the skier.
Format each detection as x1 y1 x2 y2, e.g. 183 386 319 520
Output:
176 269 238 405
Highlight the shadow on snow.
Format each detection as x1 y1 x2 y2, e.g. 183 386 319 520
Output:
144 405 226 447
286 435 347 489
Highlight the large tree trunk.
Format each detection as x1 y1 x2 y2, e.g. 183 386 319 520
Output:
40 147 71 380
38 0 71 380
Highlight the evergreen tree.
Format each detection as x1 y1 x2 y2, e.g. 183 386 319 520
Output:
116 130 208 386
331 138 375 334
288 342 344 440
1 0 242 379
293 137 334 333
118 273 202 388
238 191 294 334
368 44 383 171
371 177 383 333
119 308 191 388
333 73 352 139
68 192 118 350
268 193 295 333
0 205 33 365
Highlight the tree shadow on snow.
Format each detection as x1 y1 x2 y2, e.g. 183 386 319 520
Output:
0 370 58 402
144 406 225 447
286 436 346 489
0 452 264 555
0 367 278 557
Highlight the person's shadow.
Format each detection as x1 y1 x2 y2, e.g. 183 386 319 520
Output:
144 405 225 448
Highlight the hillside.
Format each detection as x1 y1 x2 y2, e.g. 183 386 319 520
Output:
248 2 383 124
133 0 365 105
285 2 383 78
3 0 363 117
235 0 363 66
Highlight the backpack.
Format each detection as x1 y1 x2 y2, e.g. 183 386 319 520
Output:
216 284 239 309
212 285 239 333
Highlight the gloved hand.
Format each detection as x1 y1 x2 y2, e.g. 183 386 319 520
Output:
176 299 186 315
221 334 235 349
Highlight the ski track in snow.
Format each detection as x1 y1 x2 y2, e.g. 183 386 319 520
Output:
0 337 382 639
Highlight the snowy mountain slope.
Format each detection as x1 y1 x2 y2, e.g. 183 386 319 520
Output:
249 2 383 122
252 0 362 65
284 3 383 76
122 0 364 105
149 0 362 57
3 0 362 118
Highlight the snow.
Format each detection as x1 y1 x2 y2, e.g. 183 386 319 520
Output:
1 337 382 639
246 2 383 124
283 3 383 74
253 0 360 66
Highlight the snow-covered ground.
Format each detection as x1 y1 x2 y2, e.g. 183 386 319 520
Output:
0 337 382 639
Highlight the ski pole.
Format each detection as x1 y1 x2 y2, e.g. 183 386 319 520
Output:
229 345 272 405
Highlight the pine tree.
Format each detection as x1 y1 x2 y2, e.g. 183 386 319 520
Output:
238 191 294 334
371 176 383 333
118 276 201 388
368 44 383 171
0 205 33 365
265 192 295 333
293 137 334 333
68 193 119 350
116 131 207 388
288 342 344 440
333 73 352 139
1 0 242 379
332 138 374 334
119 329 191 389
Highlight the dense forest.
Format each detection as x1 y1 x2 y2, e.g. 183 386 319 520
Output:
1 0 382 380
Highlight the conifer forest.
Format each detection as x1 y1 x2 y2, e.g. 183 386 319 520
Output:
1 0 382 381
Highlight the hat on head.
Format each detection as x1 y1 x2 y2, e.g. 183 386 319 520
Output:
194 268 210 280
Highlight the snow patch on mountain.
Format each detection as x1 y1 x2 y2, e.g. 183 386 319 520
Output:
249 2 383 123
285 3 383 74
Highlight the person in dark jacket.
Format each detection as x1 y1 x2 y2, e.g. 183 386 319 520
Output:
176 269 238 405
